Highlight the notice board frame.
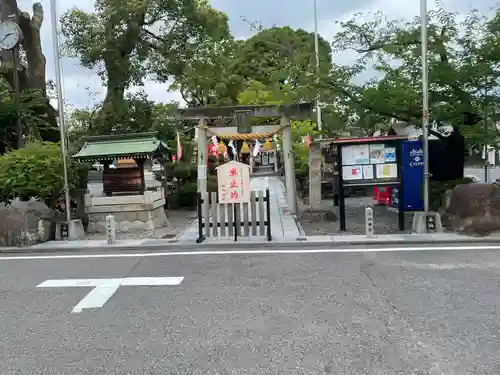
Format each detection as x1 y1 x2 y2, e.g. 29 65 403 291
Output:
335 136 406 232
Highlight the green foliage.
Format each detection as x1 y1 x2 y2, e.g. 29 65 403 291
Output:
232 26 331 100
0 142 77 207
0 78 59 154
176 182 198 208
429 178 474 211
61 0 231 130
327 6 500 143
170 164 198 181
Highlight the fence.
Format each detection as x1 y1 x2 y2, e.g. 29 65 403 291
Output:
196 189 272 243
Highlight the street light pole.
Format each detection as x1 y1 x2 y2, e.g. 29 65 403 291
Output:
313 0 322 132
50 0 71 222
420 0 430 215
484 86 489 183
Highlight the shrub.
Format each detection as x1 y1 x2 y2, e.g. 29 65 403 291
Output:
177 181 198 208
171 164 197 181
0 142 77 208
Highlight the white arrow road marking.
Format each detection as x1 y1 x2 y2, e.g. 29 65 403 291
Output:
37 277 184 313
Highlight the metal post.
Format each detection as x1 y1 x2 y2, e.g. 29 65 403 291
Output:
420 0 430 216
484 86 488 183
50 0 71 222
313 0 322 132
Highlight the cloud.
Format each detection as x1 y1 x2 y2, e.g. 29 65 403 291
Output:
16 0 497 110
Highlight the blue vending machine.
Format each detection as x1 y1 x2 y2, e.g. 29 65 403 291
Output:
390 140 424 211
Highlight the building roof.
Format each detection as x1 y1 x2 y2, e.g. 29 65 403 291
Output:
331 135 409 145
72 132 170 162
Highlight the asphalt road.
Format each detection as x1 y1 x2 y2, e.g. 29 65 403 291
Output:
1 247 500 375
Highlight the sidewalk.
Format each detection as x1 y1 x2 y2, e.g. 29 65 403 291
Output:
2 232 500 254
176 176 301 242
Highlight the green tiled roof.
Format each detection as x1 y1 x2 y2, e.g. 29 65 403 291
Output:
72 132 171 161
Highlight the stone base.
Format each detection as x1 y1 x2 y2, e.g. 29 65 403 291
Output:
87 205 169 233
55 219 85 240
412 211 444 233
85 189 170 234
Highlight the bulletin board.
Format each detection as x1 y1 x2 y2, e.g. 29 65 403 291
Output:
334 137 405 233
341 143 398 184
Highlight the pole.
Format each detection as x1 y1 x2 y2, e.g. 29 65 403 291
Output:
313 0 322 132
12 47 22 148
50 0 71 222
420 0 429 215
484 86 488 183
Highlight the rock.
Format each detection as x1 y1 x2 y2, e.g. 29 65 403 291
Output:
0 199 54 246
445 183 500 236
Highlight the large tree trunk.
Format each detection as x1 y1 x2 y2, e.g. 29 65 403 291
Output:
0 0 58 144
93 10 148 134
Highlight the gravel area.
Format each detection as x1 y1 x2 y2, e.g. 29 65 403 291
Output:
84 208 198 240
299 196 415 235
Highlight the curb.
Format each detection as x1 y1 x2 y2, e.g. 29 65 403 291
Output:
2 237 500 254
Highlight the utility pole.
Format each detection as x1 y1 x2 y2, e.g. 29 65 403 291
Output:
12 46 22 148
50 0 71 222
313 0 322 132
420 0 430 214
484 85 489 183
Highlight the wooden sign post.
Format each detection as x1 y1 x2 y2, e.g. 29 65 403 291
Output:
216 161 251 240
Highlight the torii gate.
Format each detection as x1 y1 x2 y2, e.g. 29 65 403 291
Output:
179 103 314 215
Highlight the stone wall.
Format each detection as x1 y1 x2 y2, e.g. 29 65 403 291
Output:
85 189 169 234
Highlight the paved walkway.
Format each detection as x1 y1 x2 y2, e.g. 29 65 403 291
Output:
176 176 300 242
2 232 499 253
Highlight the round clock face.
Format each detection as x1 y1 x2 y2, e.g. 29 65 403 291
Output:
0 21 21 50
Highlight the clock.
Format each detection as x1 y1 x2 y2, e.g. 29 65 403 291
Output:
0 21 22 50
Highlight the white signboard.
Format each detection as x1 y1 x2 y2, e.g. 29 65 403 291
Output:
342 144 369 165
216 161 251 204
376 163 398 178
342 165 363 180
369 144 385 164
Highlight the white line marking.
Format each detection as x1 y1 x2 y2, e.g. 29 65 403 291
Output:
121 277 184 286
71 281 122 313
37 277 184 313
3 245 500 261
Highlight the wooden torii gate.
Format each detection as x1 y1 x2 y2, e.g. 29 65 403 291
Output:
179 103 313 215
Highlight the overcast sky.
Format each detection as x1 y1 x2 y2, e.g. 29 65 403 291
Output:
19 0 496 109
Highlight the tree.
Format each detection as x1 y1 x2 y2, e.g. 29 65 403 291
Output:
231 26 332 103
169 39 244 107
66 92 182 154
0 1 60 144
61 0 230 132
327 6 500 143
237 80 318 171
0 77 59 154
0 142 76 208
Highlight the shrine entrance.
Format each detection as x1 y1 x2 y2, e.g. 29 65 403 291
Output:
179 103 313 241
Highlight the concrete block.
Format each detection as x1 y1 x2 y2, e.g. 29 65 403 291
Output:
68 219 85 240
412 211 444 233
136 210 151 222
144 190 154 204
55 219 85 240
